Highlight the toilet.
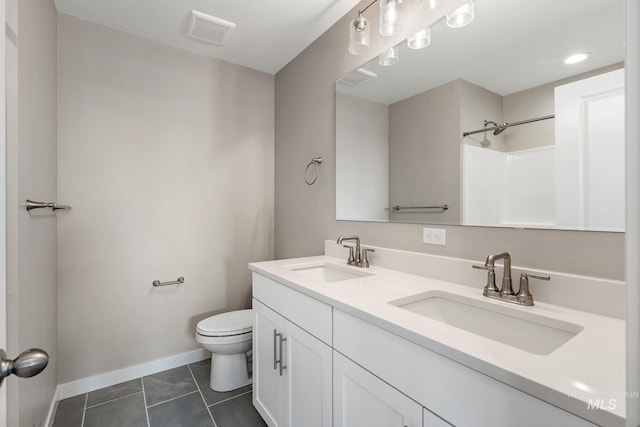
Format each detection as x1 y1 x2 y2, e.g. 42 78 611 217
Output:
195 309 253 392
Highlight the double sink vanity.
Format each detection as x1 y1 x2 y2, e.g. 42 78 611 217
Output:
250 239 624 427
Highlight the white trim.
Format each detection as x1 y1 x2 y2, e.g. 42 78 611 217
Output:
56 349 208 400
44 388 59 427
0 0 7 424
626 0 640 425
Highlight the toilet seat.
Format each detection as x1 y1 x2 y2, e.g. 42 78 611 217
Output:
197 309 253 337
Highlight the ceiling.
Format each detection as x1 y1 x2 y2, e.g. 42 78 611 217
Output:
54 0 362 75
337 0 624 104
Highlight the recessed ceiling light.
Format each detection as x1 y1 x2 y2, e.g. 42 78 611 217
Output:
564 53 591 64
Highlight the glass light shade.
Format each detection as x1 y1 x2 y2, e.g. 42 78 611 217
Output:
349 16 370 55
446 0 475 28
421 0 444 10
379 46 400 66
407 27 431 49
379 0 403 36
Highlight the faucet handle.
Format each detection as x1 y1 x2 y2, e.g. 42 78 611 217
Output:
472 264 499 294
362 248 375 268
523 273 551 281
343 245 355 265
516 272 550 306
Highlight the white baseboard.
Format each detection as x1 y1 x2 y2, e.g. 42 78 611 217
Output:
44 387 59 427
57 348 209 400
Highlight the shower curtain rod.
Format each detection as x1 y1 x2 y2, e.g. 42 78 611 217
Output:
462 114 555 137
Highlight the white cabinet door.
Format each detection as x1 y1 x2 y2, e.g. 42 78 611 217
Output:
253 300 284 427
253 298 332 427
333 351 422 427
283 320 332 427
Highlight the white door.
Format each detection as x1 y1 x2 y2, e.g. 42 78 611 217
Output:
253 300 284 427
333 351 422 427
0 0 7 424
283 320 332 427
554 68 625 231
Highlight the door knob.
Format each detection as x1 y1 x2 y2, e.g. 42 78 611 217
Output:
0 348 49 386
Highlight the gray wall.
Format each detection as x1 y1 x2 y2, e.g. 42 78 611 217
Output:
6 0 58 425
274 0 624 280
389 80 461 224
57 15 274 383
336 92 389 222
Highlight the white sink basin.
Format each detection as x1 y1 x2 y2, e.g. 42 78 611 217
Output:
389 291 583 355
286 262 373 283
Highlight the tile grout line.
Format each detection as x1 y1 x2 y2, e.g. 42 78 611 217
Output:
187 364 219 427
145 389 200 409
85 390 144 409
80 393 88 427
207 389 253 408
141 377 151 427
82 391 144 411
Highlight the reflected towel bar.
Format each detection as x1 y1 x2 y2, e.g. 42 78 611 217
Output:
391 205 449 212
152 277 185 287
25 199 72 211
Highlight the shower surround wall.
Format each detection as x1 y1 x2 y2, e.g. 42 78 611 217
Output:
57 15 274 385
463 145 555 226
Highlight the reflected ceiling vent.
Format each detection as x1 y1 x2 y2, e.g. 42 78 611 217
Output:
186 10 236 46
337 68 378 87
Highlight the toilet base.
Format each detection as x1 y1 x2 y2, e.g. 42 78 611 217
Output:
209 351 252 392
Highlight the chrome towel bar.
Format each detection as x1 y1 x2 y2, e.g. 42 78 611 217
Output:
391 205 449 212
152 277 185 287
25 200 72 211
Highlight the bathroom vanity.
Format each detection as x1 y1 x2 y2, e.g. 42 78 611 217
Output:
250 243 625 427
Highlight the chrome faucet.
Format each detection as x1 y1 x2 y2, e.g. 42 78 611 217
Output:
473 252 549 306
336 236 374 268
337 236 361 266
486 252 514 296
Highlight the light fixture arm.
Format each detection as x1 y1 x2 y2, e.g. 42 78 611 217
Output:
358 0 379 17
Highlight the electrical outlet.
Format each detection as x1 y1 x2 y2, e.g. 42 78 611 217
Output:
423 228 446 245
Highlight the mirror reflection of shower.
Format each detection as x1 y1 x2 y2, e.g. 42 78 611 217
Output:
481 120 507 147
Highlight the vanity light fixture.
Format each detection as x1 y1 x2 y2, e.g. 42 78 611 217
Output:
564 52 591 64
349 16 370 55
407 27 431 49
348 0 405 55
348 0 378 55
349 0 478 55
379 0 403 36
446 0 475 28
379 45 400 66
420 0 444 10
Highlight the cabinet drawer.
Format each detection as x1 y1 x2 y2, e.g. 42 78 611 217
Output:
253 273 332 345
334 310 597 427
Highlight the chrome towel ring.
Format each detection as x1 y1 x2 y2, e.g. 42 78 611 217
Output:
304 157 323 185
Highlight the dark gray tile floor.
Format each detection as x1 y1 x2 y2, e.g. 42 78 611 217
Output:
52 359 267 427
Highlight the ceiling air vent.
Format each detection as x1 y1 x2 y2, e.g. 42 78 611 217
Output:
337 68 378 87
187 10 236 46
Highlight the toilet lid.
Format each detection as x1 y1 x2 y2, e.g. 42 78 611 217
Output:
197 309 253 337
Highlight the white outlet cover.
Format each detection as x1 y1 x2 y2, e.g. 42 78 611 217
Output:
423 228 446 245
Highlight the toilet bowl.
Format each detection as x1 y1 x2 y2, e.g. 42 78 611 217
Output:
195 309 253 392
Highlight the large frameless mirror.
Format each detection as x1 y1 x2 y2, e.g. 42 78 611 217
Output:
335 0 625 231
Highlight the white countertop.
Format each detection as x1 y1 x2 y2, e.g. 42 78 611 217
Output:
249 255 625 427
